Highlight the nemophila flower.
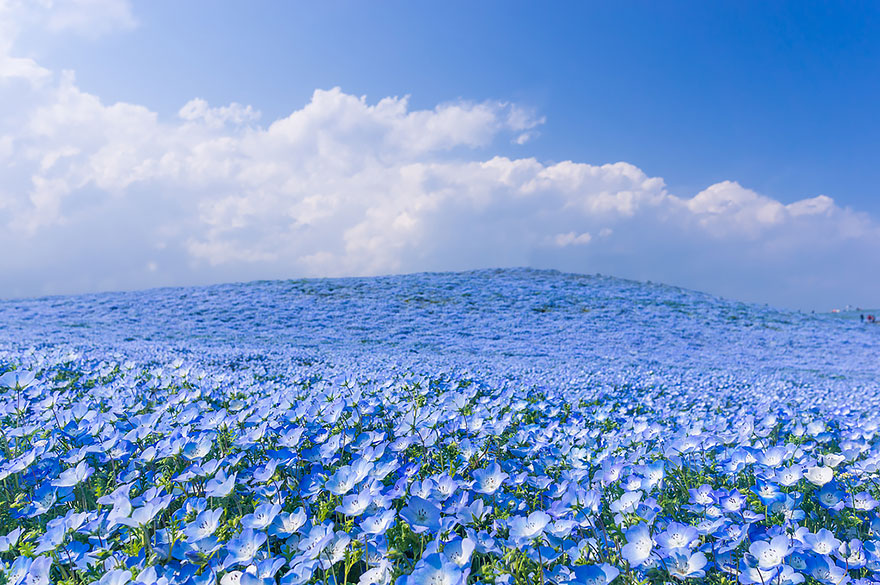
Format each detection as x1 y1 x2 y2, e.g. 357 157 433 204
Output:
717 489 746 514
20 556 52 585
837 539 868 569
788 551 811 573
371 457 398 481
803 528 841 556
600 459 625 484
444 536 475 568
280 559 318 585
609 490 642 519
433 473 459 500
122 497 171 527
666 551 708 579
817 484 846 511
252 459 278 483
325 465 358 495
184 534 223 563
184 508 224 542
469 529 502 555
621 522 653 567
807 555 850 585
239 573 274 585
804 465 833 486
655 522 698 553
850 491 879 512
7 556 33 585
410 478 435 499
454 498 489 526
223 528 267 568
621 474 642 492
241 502 281 530
254 557 287 582
401 496 442 534
95 569 133 585
205 469 237 498
766 492 805 521
822 453 846 468
776 464 804 487
51 460 93 487
360 508 396 536
472 462 508 495
688 484 716 506
570 563 620 585
546 518 577 540
807 420 826 436
759 446 788 467
507 510 550 543
0 450 36 481
639 461 665 490
298 522 335 559
738 561 782 585
0 370 36 389
58 540 96 572
752 479 784 505
336 488 372 516
0 527 22 552
357 558 393 585
316 530 351 570
182 435 214 460
34 519 67 554
772 565 805 585
749 535 792 569
221 571 244 585
399 552 466 585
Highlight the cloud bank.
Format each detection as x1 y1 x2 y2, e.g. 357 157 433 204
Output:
0 4 877 309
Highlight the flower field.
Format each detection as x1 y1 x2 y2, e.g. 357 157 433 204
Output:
1 269 879 585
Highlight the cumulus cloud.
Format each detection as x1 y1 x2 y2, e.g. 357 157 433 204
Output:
0 17 877 309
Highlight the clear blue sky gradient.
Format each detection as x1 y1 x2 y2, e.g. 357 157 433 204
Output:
23 1 880 213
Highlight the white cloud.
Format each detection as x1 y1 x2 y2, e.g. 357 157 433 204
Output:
0 0 136 39
44 0 136 37
0 34 878 309
179 98 260 129
553 232 592 247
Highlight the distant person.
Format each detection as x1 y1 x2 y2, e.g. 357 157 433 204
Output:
861 314 865 322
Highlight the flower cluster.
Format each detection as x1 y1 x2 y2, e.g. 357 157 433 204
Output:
0 269 878 585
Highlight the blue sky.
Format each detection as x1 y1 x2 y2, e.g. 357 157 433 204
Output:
28 2 880 212
1 1 879 309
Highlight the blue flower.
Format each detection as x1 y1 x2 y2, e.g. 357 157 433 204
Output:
399 553 465 585
749 535 792 570
224 528 267 568
297 522 335 560
472 462 508 495
507 510 550 544
184 508 224 542
51 460 93 488
269 507 308 538
621 522 653 567
654 522 698 553
360 508 396 536
241 503 281 530
570 563 620 585
401 496 442 534
444 536 475 568
0 527 21 552
95 569 132 585
205 469 237 498
666 551 708 579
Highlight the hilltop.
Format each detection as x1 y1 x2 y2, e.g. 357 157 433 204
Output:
1 269 876 413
